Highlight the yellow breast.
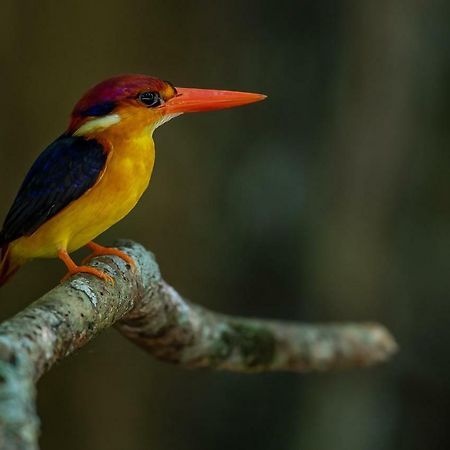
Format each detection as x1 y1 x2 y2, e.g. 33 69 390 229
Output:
13 128 155 259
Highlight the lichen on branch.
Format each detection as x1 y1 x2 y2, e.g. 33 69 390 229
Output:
0 240 398 450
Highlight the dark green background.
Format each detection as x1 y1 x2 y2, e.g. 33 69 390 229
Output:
1 1 449 449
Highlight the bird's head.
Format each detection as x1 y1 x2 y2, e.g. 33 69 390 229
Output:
68 74 266 137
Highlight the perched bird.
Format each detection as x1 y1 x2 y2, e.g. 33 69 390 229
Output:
0 74 265 286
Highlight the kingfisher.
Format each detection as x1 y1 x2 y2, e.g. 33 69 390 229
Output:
0 74 265 286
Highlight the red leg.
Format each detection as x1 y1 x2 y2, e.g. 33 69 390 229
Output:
82 241 136 269
58 249 114 283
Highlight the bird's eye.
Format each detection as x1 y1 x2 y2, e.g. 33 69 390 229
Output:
138 91 163 107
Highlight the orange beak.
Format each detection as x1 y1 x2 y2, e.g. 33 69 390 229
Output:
164 87 266 114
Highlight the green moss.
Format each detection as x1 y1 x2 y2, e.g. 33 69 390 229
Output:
209 326 233 364
211 322 275 369
232 323 276 367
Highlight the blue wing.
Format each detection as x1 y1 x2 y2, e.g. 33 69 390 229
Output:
0 135 107 245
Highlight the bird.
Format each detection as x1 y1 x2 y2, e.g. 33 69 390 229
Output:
0 74 265 286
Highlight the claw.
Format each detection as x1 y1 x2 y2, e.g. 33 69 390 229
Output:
58 249 115 284
83 241 136 270
61 265 114 284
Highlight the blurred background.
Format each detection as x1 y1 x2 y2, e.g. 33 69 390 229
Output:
1 0 449 449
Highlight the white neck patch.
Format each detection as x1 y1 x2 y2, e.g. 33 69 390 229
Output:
74 114 121 136
152 113 183 131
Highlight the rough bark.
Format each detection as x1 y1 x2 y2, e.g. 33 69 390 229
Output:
119 281 396 373
0 240 398 450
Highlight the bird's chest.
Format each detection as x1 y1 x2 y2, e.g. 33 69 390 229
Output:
97 136 155 214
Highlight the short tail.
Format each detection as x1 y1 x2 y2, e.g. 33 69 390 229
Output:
0 244 24 287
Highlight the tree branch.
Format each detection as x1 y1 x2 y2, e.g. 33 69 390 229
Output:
118 280 396 373
0 240 398 450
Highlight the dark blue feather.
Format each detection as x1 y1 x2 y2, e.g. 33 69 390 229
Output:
80 101 116 117
0 135 107 245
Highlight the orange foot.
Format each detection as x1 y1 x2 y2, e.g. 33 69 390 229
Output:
82 241 136 270
58 249 114 284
